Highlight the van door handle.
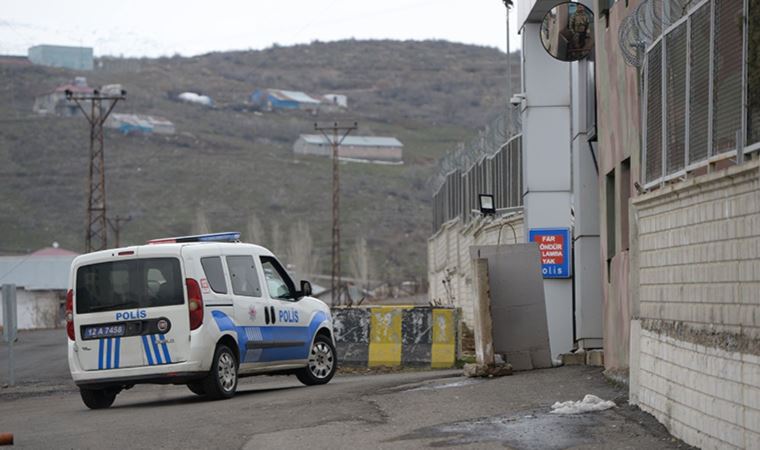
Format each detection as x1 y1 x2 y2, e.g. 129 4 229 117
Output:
264 306 270 324
270 306 276 324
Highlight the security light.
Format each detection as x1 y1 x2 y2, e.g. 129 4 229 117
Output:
479 194 496 215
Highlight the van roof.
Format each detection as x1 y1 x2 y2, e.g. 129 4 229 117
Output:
71 241 274 267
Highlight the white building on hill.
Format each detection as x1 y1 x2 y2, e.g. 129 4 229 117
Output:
294 135 403 162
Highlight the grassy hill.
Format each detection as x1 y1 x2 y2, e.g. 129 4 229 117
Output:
0 40 511 285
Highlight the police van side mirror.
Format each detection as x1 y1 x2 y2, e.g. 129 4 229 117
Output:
299 280 312 298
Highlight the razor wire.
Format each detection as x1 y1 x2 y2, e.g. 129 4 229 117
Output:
431 107 521 193
620 0 695 68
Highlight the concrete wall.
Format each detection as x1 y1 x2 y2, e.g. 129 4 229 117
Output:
427 214 525 327
331 306 459 368
0 288 63 330
593 0 643 374
629 161 760 448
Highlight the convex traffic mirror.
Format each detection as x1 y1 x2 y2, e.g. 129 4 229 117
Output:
540 2 595 61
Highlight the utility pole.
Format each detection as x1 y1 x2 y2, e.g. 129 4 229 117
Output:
502 0 514 134
66 88 126 253
107 215 132 248
314 121 358 306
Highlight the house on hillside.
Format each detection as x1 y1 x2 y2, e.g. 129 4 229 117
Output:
0 246 79 329
33 77 94 116
294 134 403 162
105 113 176 135
322 94 348 110
250 89 321 113
0 55 32 66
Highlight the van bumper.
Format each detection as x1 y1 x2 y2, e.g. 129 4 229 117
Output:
71 360 207 388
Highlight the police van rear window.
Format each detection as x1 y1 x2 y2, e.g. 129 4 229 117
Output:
76 258 183 314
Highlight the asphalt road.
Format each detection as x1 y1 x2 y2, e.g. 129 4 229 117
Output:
0 330 691 449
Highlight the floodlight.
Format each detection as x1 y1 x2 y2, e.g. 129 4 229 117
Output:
479 194 496 215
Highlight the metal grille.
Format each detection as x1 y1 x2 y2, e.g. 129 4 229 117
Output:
431 135 523 230
712 0 744 154
748 0 760 146
646 42 663 183
689 3 711 163
666 22 687 173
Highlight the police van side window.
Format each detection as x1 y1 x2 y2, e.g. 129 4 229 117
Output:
260 256 295 300
225 255 262 297
201 257 228 294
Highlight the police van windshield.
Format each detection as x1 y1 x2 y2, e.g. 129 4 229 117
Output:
76 258 183 314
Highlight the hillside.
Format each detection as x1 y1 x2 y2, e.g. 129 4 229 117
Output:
0 40 512 285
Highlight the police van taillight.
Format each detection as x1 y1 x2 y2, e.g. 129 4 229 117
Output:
65 289 75 340
185 278 204 330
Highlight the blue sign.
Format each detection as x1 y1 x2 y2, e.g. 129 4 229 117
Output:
529 228 572 279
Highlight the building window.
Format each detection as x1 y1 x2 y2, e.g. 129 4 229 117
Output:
748 0 760 146
606 169 616 260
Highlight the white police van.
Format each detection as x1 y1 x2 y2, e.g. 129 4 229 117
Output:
66 232 336 409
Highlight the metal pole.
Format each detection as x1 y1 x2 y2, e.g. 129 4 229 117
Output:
2 284 17 387
332 125 340 305
314 122 358 306
67 89 126 253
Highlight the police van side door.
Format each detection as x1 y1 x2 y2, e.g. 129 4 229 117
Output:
259 256 311 363
222 252 272 369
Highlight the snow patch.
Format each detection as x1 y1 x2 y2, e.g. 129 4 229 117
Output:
550 394 615 414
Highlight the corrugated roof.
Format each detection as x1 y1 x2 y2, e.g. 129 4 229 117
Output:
0 255 76 290
299 134 403 147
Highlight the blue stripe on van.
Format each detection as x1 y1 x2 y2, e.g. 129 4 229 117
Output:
98 338 104 370
151 334 163 364
114 337 121 369
142 335 154 365
106 338 113 369
161 340 172 364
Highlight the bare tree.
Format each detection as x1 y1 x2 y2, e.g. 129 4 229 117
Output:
349 237 372 301
270 220 284 257
288 221 319 281
246 213 266 244
192 209 210 235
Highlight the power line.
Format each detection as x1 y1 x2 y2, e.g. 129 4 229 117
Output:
66 87 126 252
314 121 357 306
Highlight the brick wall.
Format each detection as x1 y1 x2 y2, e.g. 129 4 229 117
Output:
428 214 524 327
630 161 760 449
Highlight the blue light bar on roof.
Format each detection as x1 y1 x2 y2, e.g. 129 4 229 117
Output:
148 232 241 244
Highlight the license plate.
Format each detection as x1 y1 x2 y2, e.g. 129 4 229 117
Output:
83 324 126 340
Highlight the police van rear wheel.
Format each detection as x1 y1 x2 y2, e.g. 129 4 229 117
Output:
203 344 238 400
187 381 206 396
296 334 336 386
80 387 118 409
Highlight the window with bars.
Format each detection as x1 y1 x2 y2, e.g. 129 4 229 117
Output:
643 0 756 185
712 0 744 154
749 0 760 146
689 3 711 164
666 23 687 173
646 42 663 183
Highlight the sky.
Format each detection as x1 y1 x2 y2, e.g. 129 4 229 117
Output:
1 0 521 58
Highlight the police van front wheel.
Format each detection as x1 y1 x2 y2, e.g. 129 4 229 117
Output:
296 334 337 386
202 344 238 400
80 387 118 409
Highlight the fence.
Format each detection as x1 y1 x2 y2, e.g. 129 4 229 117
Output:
432 134 522 231
642 0 760 187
